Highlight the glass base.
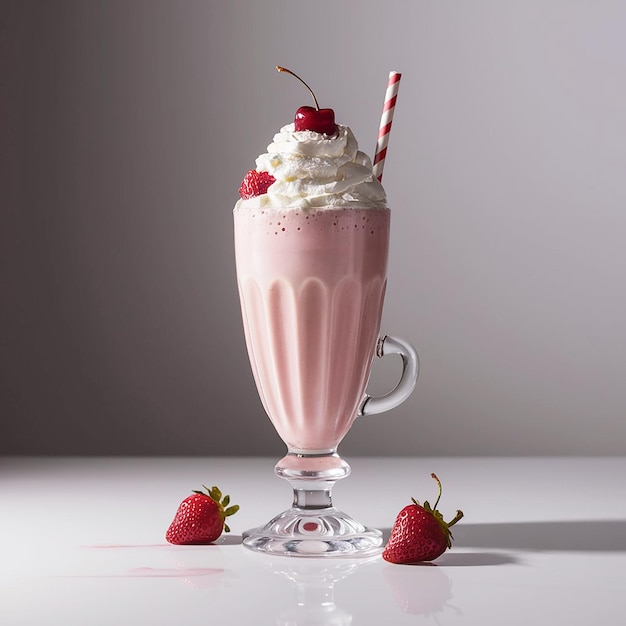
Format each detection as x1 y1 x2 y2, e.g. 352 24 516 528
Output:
242 451 383 557
242 507 383 557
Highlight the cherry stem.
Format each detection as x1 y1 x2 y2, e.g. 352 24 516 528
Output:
276 65 320 111
431 473 443 510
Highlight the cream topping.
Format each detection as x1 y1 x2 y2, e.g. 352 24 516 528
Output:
236 123 386 210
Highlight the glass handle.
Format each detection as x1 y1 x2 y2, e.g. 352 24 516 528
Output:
357 335 419 417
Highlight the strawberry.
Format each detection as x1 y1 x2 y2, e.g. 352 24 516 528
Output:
238 170 276 199
382 473 463 564
165 485 239 545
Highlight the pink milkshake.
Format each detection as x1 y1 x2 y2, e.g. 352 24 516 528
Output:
234 68 417 556
234 207 389 452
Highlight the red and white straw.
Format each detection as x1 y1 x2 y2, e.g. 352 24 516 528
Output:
372 71 402 182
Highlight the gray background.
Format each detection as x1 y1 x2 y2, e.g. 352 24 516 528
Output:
2 0 625 456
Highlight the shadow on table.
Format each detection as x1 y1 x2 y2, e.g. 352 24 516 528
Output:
452 519 626 552
379 528 520 566
379 519 626 564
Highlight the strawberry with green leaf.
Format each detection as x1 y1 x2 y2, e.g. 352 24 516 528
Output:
166 485 239 545
383 473 463 563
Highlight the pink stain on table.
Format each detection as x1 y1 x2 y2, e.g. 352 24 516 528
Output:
128 567 223 578
80 543 170 550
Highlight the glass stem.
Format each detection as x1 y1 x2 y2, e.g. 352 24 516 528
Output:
292 487 333 510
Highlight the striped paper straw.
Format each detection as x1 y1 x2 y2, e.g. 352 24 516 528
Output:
372 71 402 182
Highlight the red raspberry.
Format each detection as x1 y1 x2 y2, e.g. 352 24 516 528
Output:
238 170 276 199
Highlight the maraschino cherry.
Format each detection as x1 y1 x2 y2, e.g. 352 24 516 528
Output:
276 66 337 136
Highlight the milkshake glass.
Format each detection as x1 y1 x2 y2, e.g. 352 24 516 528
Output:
235 206 417 556
234 120 417 556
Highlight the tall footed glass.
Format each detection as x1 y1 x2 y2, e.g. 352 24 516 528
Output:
234 206 418 557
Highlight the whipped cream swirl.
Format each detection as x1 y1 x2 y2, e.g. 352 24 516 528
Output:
236 123 387 210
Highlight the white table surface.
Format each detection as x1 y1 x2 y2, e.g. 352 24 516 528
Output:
1 456 625 625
